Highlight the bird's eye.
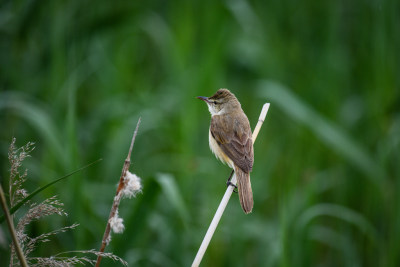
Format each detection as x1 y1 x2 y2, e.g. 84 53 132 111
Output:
213 101 218 104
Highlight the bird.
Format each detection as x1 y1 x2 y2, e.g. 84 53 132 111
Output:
197 89 254 214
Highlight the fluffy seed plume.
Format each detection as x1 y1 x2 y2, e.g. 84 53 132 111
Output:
109 211 125 234
122 171 142 198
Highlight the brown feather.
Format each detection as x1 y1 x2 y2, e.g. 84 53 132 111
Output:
210 113 253 173
235 166 253 213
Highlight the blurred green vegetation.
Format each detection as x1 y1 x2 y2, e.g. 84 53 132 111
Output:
0 0 399 266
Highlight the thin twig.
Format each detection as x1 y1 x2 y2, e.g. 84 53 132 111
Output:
192 103 270 267
95 117 141 267
0 184 28 267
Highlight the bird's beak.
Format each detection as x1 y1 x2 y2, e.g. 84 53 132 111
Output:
197 96 210 103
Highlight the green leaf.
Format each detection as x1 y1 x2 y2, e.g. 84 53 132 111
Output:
0 159 102 224
0 92 67 168
155 173 189 226
257 80 384 186
297 203 378 242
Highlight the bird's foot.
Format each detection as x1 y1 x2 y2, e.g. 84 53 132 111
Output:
226 170 237 193
226 180 238 193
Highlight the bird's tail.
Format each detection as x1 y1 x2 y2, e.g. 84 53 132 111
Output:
235 166 253 214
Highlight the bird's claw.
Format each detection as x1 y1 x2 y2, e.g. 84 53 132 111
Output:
226 180 238 193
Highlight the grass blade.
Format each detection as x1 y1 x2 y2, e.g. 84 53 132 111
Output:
0 159 102 224
257 80 384 186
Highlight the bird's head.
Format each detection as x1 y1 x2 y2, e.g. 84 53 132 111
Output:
197 89 241 115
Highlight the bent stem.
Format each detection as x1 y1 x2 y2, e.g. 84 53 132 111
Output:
0 184 28 267
191 103 270 267
95 118 141 267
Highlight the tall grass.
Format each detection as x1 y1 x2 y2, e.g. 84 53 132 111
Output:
1 0 399 266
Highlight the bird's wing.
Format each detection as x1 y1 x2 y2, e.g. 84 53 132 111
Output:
210 113 253 173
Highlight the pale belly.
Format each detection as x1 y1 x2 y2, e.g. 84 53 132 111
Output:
209 130 234 169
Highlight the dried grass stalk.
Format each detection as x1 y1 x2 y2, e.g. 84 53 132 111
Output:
95 118 142 267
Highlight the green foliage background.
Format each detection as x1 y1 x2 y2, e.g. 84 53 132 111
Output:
0 0 399 266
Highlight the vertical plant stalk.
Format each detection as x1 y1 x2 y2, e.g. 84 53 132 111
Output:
0 184 28 267
95 118 141 267
192 103 270 267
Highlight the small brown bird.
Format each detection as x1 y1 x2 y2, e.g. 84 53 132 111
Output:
198 89 254 214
